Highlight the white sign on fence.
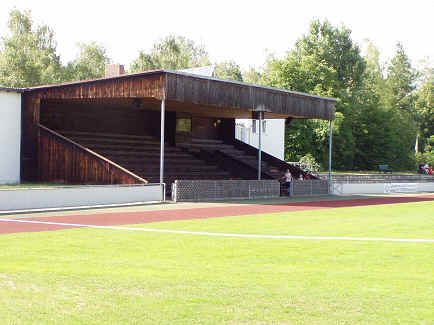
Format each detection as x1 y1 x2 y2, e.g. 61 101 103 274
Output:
384 183 418 193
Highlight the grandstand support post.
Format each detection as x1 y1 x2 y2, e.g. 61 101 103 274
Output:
160 99 165 185
328 120 333 192
258 111 263 180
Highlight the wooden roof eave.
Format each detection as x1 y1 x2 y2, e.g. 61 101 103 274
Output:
23 69 336 121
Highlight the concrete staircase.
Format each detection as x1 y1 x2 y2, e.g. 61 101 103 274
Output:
178 138 300 181
58 131 234 192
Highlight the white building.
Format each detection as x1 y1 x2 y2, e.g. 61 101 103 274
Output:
235 119 285 160
0 87 22 184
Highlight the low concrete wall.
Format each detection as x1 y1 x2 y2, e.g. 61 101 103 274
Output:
331 182 434 195
320 174 434 183
172 180 280 202
418 183 434 193
0 184 164 212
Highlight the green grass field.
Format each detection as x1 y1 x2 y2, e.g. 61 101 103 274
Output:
0 200 433 324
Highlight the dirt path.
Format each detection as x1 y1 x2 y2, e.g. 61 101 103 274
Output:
1 195 433 235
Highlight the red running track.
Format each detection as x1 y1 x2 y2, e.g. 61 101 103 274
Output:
1 195 433 235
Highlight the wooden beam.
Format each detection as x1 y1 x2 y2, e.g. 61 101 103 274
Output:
21 95 40 181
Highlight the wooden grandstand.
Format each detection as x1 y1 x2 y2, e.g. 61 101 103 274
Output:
20 68 336 197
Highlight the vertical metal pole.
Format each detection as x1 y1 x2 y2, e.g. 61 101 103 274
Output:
328 120 333 189
258 112 263 180
160 99 165 185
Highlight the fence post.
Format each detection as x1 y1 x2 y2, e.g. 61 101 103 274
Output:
172 182 176 202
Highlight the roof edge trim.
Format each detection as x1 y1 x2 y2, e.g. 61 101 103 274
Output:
0 86 24 93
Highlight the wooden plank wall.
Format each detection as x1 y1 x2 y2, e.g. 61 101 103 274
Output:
38 125 147 185
32 73 166 100
29 71 335 121
191 117 220 139
40 101 161 137
166 73 335 120
29 71 334 121
21 95 40 181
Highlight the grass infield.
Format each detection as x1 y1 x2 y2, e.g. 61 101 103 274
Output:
0 200 433 324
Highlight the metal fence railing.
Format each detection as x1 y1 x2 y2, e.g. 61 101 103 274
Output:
172 180 280 202
290 180 330 197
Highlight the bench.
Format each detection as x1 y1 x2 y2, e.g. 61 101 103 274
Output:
379 164 392 173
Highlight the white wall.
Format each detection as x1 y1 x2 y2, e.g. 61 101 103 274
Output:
331 182 434 195
0 90 21 184
0 184 164 212
235 119 285 160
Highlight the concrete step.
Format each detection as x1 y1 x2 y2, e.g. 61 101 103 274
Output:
130 165 221 173
110 156 206 165
69 136 161 146
178 143 234 150
59 130 157 141
99 150 194 158
82 143 181 152
191 138 224 145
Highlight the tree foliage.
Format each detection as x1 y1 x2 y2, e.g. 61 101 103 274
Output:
0 10 112 86
130 35 210 72
264 20 366 169
214 60 243 81
0 9 62 87
383 43 418 111
414 62 433 152
243 67 263 85
416 79 433 141
63 42 111 81
264 20 421 171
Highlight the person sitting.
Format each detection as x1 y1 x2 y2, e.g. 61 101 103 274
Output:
418 164 426 174
428 165 433 175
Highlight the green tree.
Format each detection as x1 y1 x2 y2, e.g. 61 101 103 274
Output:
263 20 366 169
214 60 243 81
130 35 210 72
243 67 263 85
415 70 434 152
264 21 419 171
0 9 62 87
63 42 111 81
362 39 385 105
291 19 366 103
383 43 418 111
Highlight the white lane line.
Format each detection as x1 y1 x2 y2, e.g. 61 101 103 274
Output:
1 218 433 243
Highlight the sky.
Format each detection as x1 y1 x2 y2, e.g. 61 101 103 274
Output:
1 0 433 71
